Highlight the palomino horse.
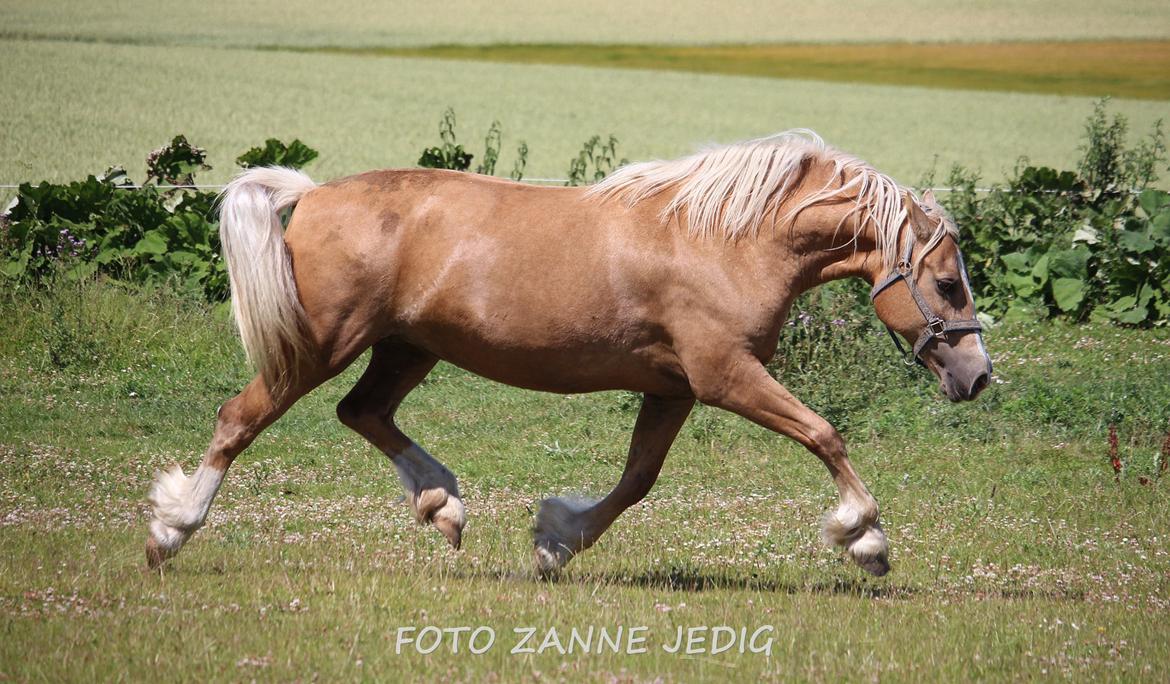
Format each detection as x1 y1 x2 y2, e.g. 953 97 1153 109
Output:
146 130 991 576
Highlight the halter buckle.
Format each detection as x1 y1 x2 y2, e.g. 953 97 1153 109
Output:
926 318 947 338
895 260 912 276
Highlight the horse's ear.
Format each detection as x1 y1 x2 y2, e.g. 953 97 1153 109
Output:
921 189 945 215
908 198 935 241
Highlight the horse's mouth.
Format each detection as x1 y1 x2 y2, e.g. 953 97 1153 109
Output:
940 369 990 402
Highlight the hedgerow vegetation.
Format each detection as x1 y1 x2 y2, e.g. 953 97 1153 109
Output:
938 100 1169 325
1 137 316 300
3 103 1168 474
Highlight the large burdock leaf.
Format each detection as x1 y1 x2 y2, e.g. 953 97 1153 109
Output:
1115 304 1149 325
133 230 168 256
1048 247 1090 280
1051 277 1086 312
1138 189 1169 217
1118 230 1156 255
1073 224 1100 245
1000 251 1032 273
1005 271 1038 297
235 139 319 170
1031 253 1050 285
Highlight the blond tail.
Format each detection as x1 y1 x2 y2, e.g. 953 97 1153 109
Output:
217 167 317 392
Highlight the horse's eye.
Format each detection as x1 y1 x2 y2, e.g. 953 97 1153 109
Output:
936 277 957 295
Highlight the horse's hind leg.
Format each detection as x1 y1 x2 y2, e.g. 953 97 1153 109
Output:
336 339 465 549
534 395 694 574
145 373 316 568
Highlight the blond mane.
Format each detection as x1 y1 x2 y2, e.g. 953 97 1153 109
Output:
587 129 957 272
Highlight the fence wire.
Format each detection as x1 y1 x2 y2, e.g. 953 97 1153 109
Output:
0 182 1149 195
0 182 1031 193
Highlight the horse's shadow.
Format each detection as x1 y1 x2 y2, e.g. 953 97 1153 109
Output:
557 568 1083 601
445 565 918 599
444 565 1083 602
147 543 1081 602
578 568 911 598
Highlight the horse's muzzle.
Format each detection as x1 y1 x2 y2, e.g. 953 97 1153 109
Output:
940 363 991 402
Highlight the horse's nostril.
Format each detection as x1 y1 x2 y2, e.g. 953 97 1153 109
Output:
968 371 990 399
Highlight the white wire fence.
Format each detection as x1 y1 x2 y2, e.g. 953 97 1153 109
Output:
0 180 571 189
0 182 1103 194
0 181 1153 194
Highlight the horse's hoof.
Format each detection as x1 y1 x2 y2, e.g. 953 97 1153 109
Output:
416 490 465 550
855 552 890 577
532 496 596 576
145 535 170 570
533 543 569 578
145 518 190 570
433 513 463 550
846 525 890 577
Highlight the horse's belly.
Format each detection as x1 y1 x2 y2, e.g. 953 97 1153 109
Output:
402 324 689 396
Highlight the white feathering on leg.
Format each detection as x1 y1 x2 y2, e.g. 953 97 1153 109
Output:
820 501 890 576
430 492 466 530
149 464 225 532
820 502 864 547
149 518 190 554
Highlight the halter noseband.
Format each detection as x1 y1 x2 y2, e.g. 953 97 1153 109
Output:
869 230 983 367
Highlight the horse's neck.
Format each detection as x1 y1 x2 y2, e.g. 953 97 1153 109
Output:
772 201 885 298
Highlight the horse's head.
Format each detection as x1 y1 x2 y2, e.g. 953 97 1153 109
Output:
870 191 992 401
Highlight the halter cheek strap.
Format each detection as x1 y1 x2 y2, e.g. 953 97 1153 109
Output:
869 234 983 366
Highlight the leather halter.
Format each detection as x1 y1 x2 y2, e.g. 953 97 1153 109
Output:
869 229 983 366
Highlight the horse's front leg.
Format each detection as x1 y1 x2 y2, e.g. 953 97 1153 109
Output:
533 395 694 574
692 357 889 576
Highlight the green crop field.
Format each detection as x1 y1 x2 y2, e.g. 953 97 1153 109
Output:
4 2 1170 681
1 39 1167 198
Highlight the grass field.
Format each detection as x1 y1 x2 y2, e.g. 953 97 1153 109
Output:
1 277 1168 681
2 38 1167 199
3 0 1169 47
